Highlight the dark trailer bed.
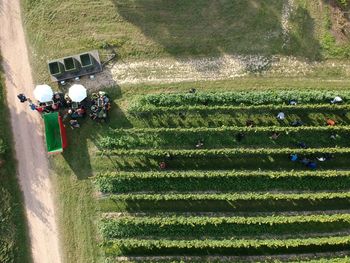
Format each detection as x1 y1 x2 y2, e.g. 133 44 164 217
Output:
48 50 102 82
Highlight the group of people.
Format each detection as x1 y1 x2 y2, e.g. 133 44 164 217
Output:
17 90 111 130
290 152 333 170
159 95 345 170
18 92 67 113
276 110 337 127
89 91 111 122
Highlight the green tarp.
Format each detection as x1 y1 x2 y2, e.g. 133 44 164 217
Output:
43 112 63 153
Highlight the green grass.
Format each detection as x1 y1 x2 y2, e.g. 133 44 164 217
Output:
21 0 350 261
50 155 102 263
22 1 285 60
20 0 317 60
120 77 350 93
23 0 350 82
0 65 30 262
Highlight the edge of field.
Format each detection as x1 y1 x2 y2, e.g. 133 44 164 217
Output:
0 59 31 262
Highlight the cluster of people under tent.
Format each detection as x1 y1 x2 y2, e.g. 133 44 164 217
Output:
158 92 345 170
17 90 111 129
89 91 111 121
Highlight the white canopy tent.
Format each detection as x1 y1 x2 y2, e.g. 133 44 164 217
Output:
331 96 343 104
33 84 53 102
68 84 87 102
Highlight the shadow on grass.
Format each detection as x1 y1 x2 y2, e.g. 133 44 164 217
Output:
113 242 350 256
101 197 350 213
96 128 350 150
99 153 350 172
112 0 322 61
0 104 32 262
99 176 350 193
62 85 132 179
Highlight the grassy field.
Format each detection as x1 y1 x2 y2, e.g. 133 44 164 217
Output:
23 0 350 82
20 0 350 262
0 64 31 262
21 0 350 60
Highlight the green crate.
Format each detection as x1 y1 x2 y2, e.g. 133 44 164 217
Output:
63 57 78 72
48 61 64 76
80 53 93 68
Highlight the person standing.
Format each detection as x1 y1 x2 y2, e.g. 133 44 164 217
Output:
276 112 285 120
17 93 27 103
27 99 36 111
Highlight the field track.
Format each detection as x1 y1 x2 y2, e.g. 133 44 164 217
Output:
0 0 61 262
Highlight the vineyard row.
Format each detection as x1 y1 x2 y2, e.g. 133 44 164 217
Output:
100 213 350 239
103 235 350 256
133 90 350 107
94 171 350 193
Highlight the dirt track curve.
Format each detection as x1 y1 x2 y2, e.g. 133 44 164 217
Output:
0 0 61 262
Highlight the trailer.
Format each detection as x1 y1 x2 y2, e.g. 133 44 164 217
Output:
48 50 102 82
43 112 67 154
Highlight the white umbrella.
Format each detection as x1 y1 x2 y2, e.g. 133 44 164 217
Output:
334 96 343 102
277 112 285 120
68 84 87 102
33 84 53 102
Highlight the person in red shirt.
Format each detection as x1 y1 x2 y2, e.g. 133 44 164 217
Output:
159 162 166 170
76 107 86 117
326 119 336 126
35 106 44 113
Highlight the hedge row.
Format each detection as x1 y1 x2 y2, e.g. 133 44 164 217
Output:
106 192 350 202
102 213 350 226
129 107 350 129
100 190 350 213
129 103 350 114
100 213 350 239
97 126 350 149
101 147 350 157
94 171 350 193
96 170 350 179
103 236 350 256
131 91 350 108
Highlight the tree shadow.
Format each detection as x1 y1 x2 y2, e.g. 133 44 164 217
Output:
104 152 350 171
109 197 350 213
62 85 132 179
284 5 322 60
322 0 350 43
112 0 322 61
0 106 33 263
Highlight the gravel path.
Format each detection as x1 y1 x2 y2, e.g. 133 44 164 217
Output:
80 53 350 90
0 0 61 262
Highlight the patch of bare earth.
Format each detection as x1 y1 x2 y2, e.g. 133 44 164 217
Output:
329 0 350 43
79 54 350 90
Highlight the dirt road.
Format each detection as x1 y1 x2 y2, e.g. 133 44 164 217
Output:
0 0 61 262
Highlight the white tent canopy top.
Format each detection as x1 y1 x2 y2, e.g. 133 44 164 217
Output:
332 96 343 103
33 84 53 102
68 84 87 102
